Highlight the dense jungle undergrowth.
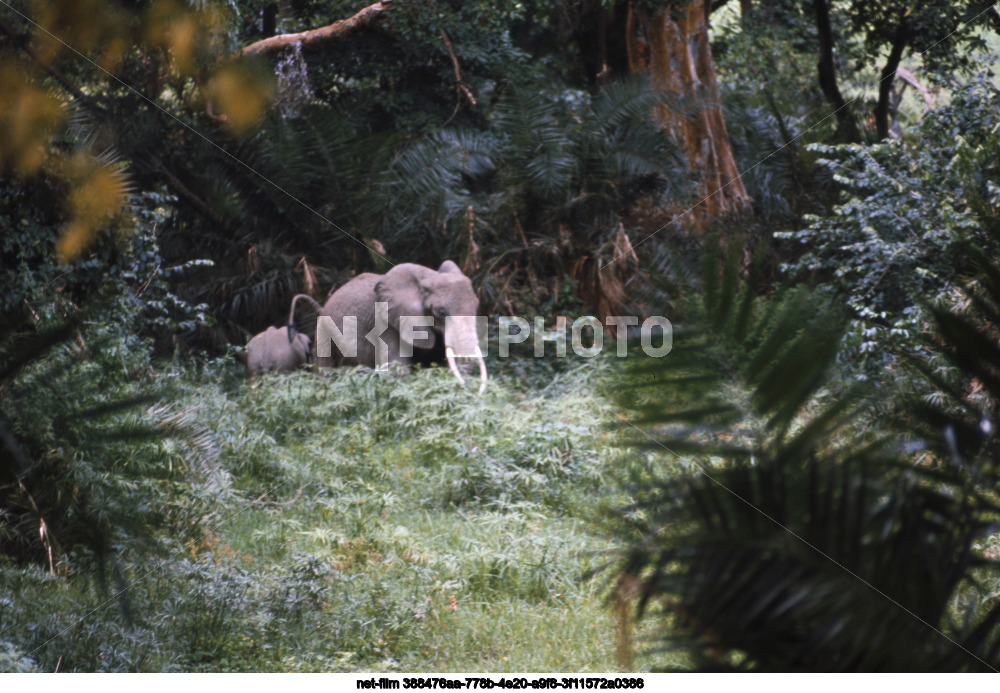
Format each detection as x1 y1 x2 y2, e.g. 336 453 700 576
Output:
0 351 671 673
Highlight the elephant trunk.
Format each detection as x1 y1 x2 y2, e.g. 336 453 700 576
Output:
444 316 487 394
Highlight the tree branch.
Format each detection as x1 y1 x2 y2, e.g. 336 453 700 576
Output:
875 12 910 140
148 154 228 228
439 29 476 126
239 0 393 57
896 66 931 113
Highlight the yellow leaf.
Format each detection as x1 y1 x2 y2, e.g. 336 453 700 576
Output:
0 65 64 176
56 159 128 263
207 62 276 136
144 0 222 76
55 220 96 265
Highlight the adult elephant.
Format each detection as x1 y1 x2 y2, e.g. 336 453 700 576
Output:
288 261 487 392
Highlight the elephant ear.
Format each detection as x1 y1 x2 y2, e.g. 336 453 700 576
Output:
375 263 437 350
438 260 462 274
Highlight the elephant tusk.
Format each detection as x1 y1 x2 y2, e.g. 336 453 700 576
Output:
445 344 487 393
445 346 466 386
475 345 487 394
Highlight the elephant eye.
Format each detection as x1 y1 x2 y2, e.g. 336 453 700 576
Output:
432 307 446 318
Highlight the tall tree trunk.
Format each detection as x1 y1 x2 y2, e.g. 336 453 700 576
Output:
626 1 750 228
812 0 862 142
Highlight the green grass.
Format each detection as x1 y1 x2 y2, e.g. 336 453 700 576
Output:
0 356 677 672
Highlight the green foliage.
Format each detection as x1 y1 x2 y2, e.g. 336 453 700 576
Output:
0 310 213 573
273 0 530 131
489 80 678 221
1 353 631 672
845 0 993 78
152 77 673 338
623 248 854 458
0 638 37 673
0 175 215 574
777 71 1000 377
375 79 677 314
164 105 391 337
0 111 214 573
237 362 612 511
609 247 1000 671
0 177 63 314
715 11 837 230
124 192 214 336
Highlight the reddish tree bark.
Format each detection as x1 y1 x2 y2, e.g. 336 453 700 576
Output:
625 1 750 229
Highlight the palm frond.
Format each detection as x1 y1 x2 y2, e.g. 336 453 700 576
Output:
611 245 1000 671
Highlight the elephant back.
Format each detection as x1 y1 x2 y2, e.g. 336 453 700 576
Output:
319 272 383 366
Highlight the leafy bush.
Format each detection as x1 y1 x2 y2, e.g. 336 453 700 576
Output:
777 71 1000 377
0 221 216 578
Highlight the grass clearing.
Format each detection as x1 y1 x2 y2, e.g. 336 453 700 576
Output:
0 356 668 672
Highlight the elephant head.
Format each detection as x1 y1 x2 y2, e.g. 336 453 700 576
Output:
375 261 487 393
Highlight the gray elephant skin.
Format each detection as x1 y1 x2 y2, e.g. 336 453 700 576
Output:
245 326 311 380
288 260 487 392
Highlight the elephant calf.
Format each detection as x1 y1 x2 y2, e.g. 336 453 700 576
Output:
245 325 311 380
